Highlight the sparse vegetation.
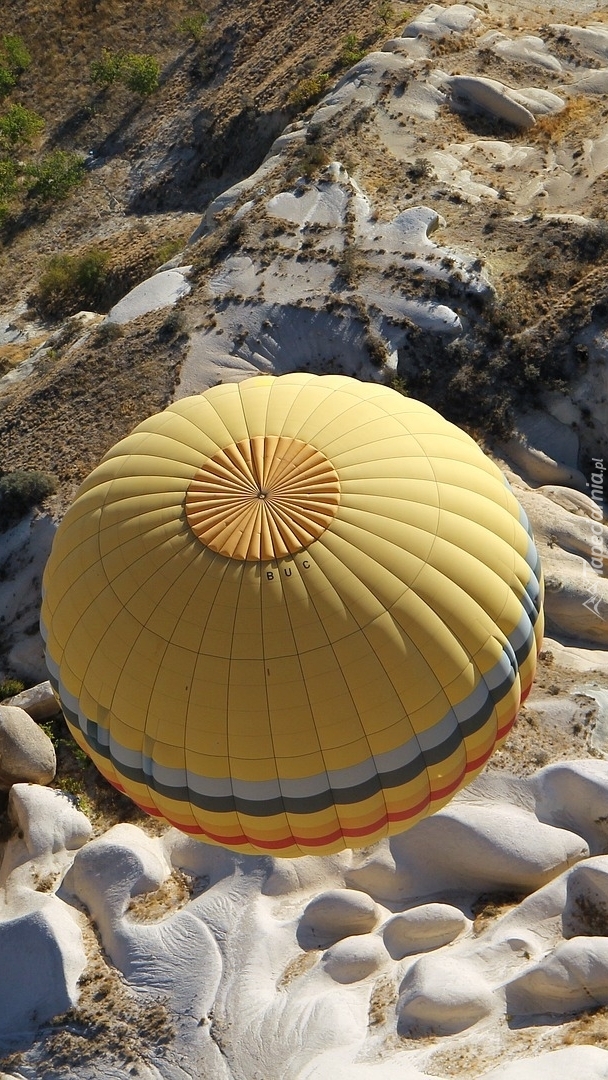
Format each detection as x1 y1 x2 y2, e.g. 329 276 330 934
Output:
178 11 209 42
408 156 434 181
0 34 31 97
339 33 366 68
0 104 44 147
25 149 86 203
0 677 25 699
36 248 111 318
288 72 330 109
0 468 57 528
91 49 160 96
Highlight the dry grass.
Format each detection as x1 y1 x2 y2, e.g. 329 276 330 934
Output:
127 868 194 922
562 1006 608 1048
277 950 321 989
530 96 597 145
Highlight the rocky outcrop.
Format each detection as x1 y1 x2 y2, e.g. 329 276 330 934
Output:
0 705 56 789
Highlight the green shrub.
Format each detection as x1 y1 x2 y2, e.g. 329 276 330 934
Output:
0 469 57 528
339 33 366 68
0 66 15 97
288 73 329 109
0 157 18 199
0 35 30 99
37 247 110 318
123 53 160 95
178 13 209 42
0 678 25 700
90 48 125 87
0 104 44 146
91 50 160 96
26 150 86 202
2 34 31 75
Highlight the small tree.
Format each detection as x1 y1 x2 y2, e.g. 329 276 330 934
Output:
0 469 57 529
90 49 160 96
2 35 31 74
90 48 125 87
178 13 209 42
339 33 366 68
123 53 160 95
0 104 44 146
0 34 30 99
26 150 86 202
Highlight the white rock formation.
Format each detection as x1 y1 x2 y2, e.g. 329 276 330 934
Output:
506 936 608 1014
382 904 470 959
2 679 59 720
0 705 56 789
398 955 496 1033
298 888 380 949
8 783 92 859
321 933 387 983
0 907 86 1036
105 266 191 326
347 802 588 902
478 1046 608 1080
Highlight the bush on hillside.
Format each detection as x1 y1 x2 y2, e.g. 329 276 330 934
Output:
90 48 125 87
178 13 209 43
25 149 86 202
91 49 160 96
339 33 366 68
288 73 330 109
36 248 111 318
0 104 44 146
0 34 31 98
123 54 160 96
0 469 57 529
2 35 31 75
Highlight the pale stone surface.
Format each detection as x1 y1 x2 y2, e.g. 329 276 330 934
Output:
298 888 380 949
533 761 608 854
403 3 480 41
478 1046 608 1079
448 76 536 129
383 904 470 959
63 823 171 920
398 956 496 1033
2 679 60 720
0 705 56 789
562 855 608 937
515 483 608 645
0 907 86 1036
506 936 608 1014
9 783 92 857
106 267 191 325
321 934 387 983
347 803 587 902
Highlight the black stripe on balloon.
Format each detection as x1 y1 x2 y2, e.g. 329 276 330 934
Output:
49 621 533 819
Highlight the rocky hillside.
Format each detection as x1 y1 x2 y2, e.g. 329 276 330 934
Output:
3 4 608 1079
2 0 608 675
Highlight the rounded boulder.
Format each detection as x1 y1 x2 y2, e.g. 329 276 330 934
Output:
0 705 56 789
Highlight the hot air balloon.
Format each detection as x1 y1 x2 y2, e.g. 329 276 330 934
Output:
41 373 543 856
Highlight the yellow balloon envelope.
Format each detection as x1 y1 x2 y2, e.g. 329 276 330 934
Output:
41 373 543 856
